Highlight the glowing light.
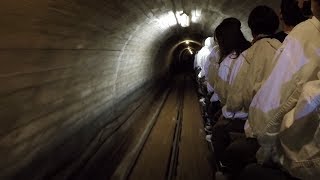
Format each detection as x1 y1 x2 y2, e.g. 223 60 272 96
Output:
156 11 177 29
191 9 202 23
185 40 189 45
188 47 193 54
176 11 190 27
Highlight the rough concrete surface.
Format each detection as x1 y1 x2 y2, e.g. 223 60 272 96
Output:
0 0 279 179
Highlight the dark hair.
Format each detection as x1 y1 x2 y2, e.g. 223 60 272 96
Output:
301 0 313 17
214 18 251 64
313 0 320 18
248 5 279 35
281 0 308 26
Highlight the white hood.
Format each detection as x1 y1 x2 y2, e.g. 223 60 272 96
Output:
204 37 214 49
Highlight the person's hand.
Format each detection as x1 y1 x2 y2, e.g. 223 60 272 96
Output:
256 146 273 165
256 133 279 165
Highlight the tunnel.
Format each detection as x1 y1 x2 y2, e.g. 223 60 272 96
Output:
1 0 280 179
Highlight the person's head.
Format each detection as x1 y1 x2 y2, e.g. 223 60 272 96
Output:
248 5 279 38
214 18 251 63
204 37 214 48
300 0 313 17
280 0 309 27
312 0 320 19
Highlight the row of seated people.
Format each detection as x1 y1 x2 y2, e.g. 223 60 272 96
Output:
194 0 320 179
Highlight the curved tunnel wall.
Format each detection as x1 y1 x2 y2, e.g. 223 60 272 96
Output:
1 0 279 179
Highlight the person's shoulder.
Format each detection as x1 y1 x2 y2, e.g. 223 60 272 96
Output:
254 38 281 52
220 54 235 66
256 37 280 44
289 17 319 38
221 56 232 64
243 39 278 63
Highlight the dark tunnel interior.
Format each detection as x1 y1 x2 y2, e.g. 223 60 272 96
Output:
0 0 284 179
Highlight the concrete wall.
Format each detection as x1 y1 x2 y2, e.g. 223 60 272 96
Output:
0 0 279 179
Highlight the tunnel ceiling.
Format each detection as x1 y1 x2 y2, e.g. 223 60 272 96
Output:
2 0 280 72
141 0 280 67
135 0 280 40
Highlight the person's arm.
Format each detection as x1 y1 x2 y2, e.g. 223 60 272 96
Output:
203 55 212 80
226 56 250 112
276 75 320 179
251 38 304 164
215 59 232 104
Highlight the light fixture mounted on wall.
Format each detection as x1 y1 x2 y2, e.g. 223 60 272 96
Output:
176 11 190 27
156 9 202 29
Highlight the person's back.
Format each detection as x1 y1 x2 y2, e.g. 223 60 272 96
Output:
234 1 319 179
212 18 251 105
211 6 282 177
248 16 320 139
248 12 320 166
215 53 242 105
226 6 282 115
204 45 219 94
207 52 219 89
278 72 320 179
245 3 320 177
204 45 219 80
210 18 253 175
198 37 214 78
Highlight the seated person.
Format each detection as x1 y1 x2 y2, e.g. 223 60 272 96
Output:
196 38 215 95
208 17 251 152
214 5 282 175
222 1 311 174
202 43 221 131
275 0 309 42
247 0 320 172
239 72 320 180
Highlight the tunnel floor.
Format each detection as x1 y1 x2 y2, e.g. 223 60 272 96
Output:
128 75 214 180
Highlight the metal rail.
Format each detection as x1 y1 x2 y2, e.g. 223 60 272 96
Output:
118 87 172 180
124 76 186 180
166 76 185 180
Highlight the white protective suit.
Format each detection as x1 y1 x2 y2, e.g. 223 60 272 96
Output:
193 52 200 70
277 74 320 179
246 17 320 170
205 46 220 94
214 52 248 119
197 37 215 78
